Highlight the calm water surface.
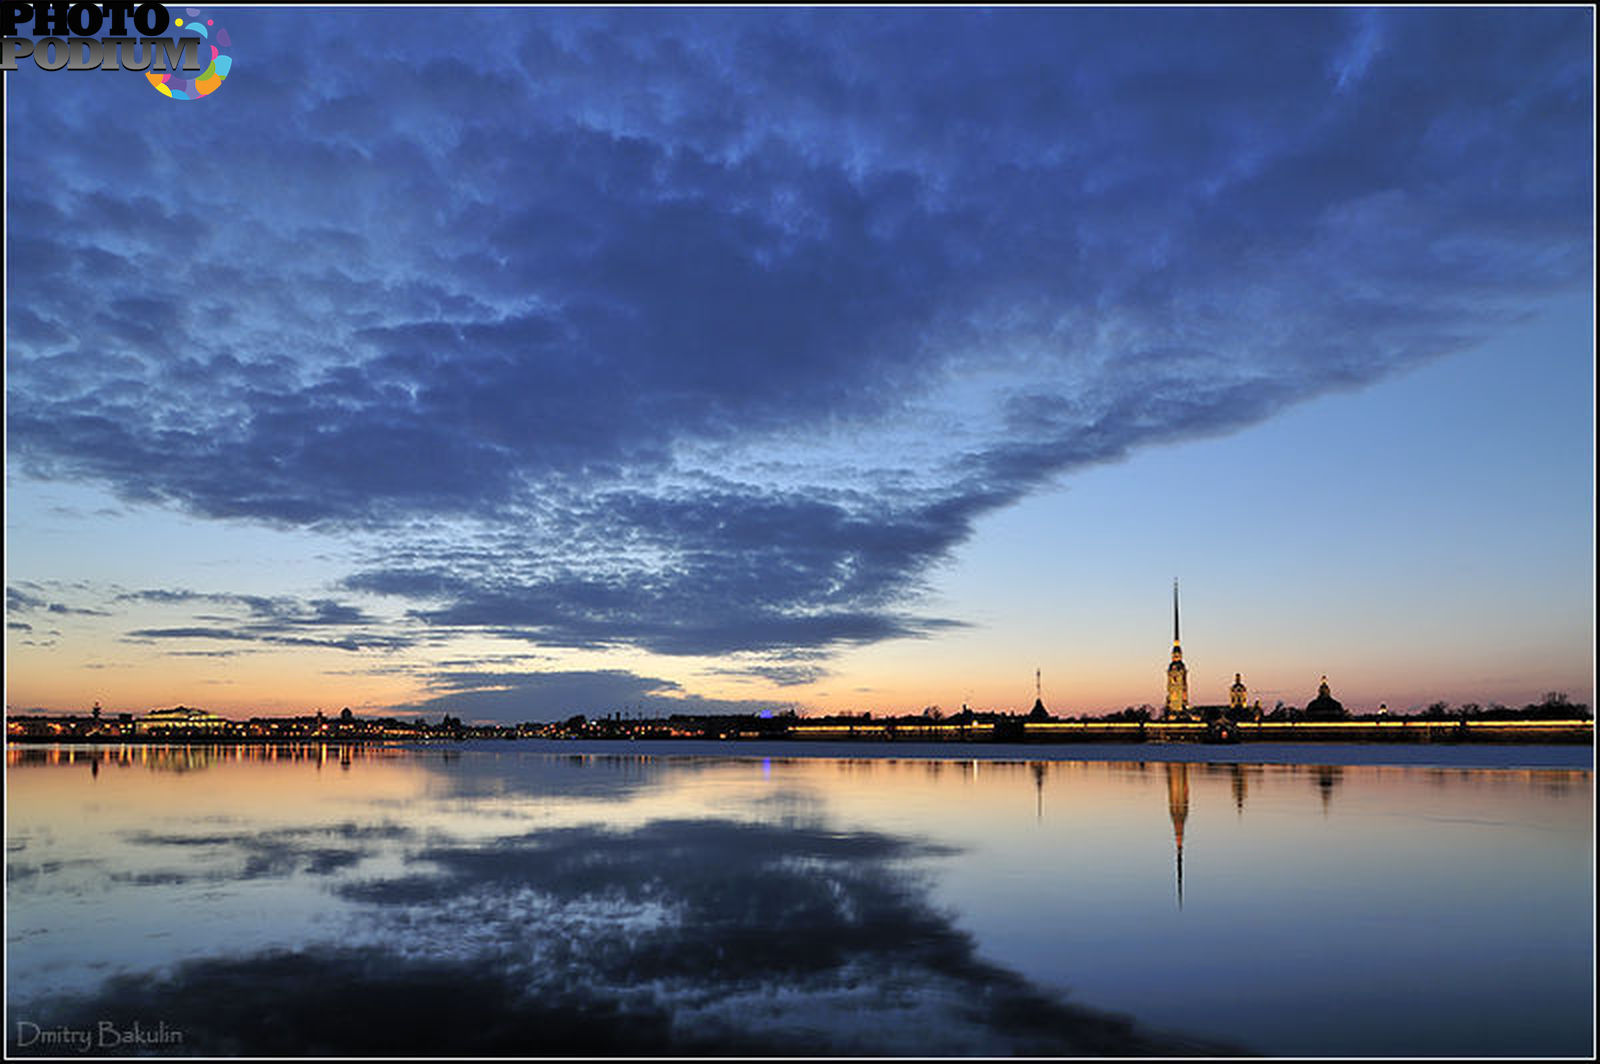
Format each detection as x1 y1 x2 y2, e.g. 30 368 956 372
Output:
5 742 1593 1056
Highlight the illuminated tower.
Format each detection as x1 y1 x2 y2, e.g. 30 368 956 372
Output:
1229 672 1248 714
1164 580 1189 719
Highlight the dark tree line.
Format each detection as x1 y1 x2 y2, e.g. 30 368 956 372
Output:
1421 692 1590 721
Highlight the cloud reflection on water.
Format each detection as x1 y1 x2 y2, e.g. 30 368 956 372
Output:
12 814 1234 1056
11 747 1586 1055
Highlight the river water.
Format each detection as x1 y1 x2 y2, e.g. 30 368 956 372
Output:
5 741 1593 1056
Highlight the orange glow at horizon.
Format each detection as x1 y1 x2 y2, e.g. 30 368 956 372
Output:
7 607 1591 722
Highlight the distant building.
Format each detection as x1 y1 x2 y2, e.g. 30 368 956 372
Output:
1229 673 1248 714
1164 580 1189 719
136 706 232 734
1029 668 1050 720
1304 676 1347 720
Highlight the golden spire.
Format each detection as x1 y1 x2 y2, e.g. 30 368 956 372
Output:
1173 578 1181 644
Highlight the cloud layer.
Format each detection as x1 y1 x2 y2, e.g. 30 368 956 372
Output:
7 9 1591 666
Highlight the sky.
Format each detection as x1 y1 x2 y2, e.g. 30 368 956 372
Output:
4 6 1594 723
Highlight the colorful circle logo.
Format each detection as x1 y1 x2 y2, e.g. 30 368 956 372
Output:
147 8 231 100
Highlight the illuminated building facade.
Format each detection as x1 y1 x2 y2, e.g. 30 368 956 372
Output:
135 706 232 734
1164 580 1189 719
1229 673 1248 714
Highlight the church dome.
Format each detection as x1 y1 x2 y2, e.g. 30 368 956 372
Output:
1305 676 1346 720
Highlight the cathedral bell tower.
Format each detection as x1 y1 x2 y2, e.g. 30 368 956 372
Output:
1229 673 1248 714
1165 580 1189 719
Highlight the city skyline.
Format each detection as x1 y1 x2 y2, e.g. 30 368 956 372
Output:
6 7 1594 723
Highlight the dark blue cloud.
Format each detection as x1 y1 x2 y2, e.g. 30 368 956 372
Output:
710 659 832 688
6 9 1591 659
116 589 379 627
7 584 110 617
123 627 412 652
7 587 47 613
115 589 415 651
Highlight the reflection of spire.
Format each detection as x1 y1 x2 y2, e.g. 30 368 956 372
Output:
1165 762 1189 909
1230 763 1247 816
1314 765 1342 815
1032 762 1045 822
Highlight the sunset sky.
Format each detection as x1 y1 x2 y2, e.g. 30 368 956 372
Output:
5 7 1593 722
